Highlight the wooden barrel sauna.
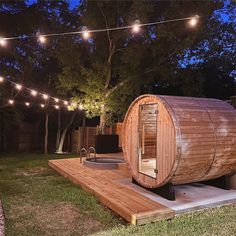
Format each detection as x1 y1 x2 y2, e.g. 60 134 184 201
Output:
122 94 236 188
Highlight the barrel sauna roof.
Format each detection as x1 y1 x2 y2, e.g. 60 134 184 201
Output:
122 94 236 188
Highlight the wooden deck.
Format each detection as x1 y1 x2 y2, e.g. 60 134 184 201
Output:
49 158 174 225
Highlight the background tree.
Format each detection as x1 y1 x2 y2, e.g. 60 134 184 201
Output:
56 0 223 132
0 0 79 153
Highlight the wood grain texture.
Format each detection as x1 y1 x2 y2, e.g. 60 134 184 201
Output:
49 158 174 225
122 94 236 188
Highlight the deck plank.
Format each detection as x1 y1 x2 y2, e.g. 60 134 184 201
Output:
49 158 174 225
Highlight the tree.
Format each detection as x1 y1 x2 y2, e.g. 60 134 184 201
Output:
0 1 79 153
56 0 222 132
171 1 236 98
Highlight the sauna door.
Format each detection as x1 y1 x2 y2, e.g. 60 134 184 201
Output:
138 103 158 178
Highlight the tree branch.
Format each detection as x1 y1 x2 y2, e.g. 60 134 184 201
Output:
105 80 127 97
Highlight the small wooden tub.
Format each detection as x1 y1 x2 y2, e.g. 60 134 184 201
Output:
122 94 236 188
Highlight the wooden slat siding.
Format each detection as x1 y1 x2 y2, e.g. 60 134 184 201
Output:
49 158 174 225
122 94 236 188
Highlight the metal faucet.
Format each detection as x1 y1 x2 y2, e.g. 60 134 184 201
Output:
88 147 96 160
80 148 88 163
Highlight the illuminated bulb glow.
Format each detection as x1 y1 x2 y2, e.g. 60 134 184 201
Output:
189 15 199 27
132 20 141 33
0 76 4 82
64 101 68 105
15 84 22 90
8 99 14 105
25 102 30 106
0 38 7 47
43 94 49 100
83 30 90 40
55 105 59 109
40 104 45 108
132 24 140 33
38 35 46 44
31 90 37 96
78 104 83 110
54 98 59 103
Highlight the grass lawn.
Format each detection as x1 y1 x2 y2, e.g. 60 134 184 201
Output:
0 153 235 236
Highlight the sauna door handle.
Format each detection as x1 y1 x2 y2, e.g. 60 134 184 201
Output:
142 125 145 154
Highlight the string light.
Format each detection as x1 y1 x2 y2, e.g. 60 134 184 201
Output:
31 90 37 96
132 20 141 33
0 38 7 47
8 99 14 105
42 94 49 100
15 84 22 90
189 15 199 27
1 76 69 105
38 35 46 44
1 16 199 44
82 26 90 40
78 104 83 110
4 96 74 111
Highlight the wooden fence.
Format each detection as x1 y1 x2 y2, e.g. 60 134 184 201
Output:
72 123 123 152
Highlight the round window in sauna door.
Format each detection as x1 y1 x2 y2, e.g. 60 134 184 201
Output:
138 103 158 178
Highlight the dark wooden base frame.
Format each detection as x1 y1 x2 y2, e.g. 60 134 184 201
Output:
200 175 230 190
132 175 230 201
132 177 176 201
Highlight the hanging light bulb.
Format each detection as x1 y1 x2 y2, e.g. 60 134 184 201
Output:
8 99 14 105
42 94 49 100
55 105 59 109
82 26 90 40
40 104 45 108
63 101 68 105
54 98 59 103
15 84 22 91
132 20 141 33
38 35 46 44
25 102 30 106
189 15 199 27
0 76 4 83
31 90 37 96
0 38 7 47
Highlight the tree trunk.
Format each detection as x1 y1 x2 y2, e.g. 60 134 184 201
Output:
79 111 86 151
34 118 41 151
57 111 77 153
56 108 61 150
44 109 49 155
99 105 107 134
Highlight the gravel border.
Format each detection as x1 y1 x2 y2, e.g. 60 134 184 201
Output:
0 200 5 236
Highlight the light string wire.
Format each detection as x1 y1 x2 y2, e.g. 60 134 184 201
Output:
0 15 200 109
0 77 70 105
1 96 75 110
1 16 199 40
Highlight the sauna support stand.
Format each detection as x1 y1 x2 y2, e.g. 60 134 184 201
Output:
132 178 175 201
200 175 230 190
